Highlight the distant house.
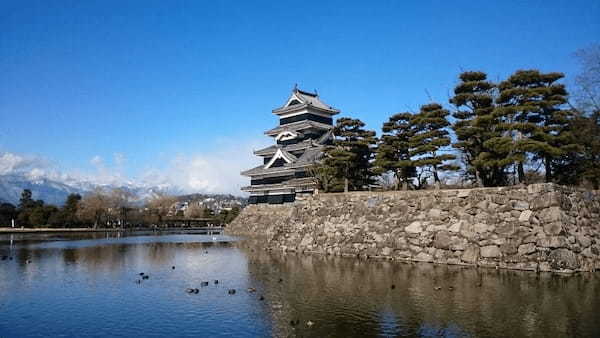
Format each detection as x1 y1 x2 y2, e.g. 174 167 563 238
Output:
241 87 340 204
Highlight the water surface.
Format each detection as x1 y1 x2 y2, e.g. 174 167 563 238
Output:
1 232 599 337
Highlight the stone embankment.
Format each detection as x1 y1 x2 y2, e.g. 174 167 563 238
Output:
228 184 600 273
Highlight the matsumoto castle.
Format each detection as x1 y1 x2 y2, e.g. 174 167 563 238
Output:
242 87 339 204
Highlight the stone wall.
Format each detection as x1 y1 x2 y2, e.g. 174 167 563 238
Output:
228 184 600 273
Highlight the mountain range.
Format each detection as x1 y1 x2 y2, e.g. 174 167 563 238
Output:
0 174 182 206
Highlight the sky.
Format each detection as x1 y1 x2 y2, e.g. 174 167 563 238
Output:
1 1 599 195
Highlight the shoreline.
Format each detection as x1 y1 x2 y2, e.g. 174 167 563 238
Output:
0 226 224 234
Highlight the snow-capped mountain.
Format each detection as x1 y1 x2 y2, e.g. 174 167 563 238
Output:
0 174 177 206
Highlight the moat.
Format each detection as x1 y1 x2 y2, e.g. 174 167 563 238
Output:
1 232 599 337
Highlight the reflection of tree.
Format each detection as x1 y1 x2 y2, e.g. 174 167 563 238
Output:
239 242 600 337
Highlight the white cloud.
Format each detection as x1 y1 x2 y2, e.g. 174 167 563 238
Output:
140 137 269 196
0 136 269 196
114 153 126 167
90 155 103 167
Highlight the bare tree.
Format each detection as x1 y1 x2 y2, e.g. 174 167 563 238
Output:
77 189 110 228
574 44 600 114
146 193 178 222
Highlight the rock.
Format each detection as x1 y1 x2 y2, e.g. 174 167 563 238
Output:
519 210 533 223
548 249 579 270
405 221 423 234
512 200 529 211
461 245 480 263
300 235 313 247
576 234 592 248
433 232 451 250
381 247 393 256
480 245 502 258
414 252 433 262
500 241 518 255
543 222 562 236
518 243 536 255
474 223 489 233
428 208 442 219
476 200 489 210
457 190 470 198
537 236 568 248
448 221 463 233
449 237 467 251
540 207 564 223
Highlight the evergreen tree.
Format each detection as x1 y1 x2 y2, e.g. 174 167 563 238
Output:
554 112 600 188
322 118 377 192
409 103 458 188
19 189 34 209
450 71 508 186
496 70 576 183
373 112 416 190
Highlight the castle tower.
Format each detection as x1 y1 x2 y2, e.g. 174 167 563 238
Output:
241 87 340 204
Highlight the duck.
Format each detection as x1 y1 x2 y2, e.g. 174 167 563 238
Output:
228 289 236 295
186 288 195 294
142 275 149 280
247 287 256 293
259 295 265 301
201 281 209 287
171 266 175 270
214 280 219 284
306 320 314 327
390 284 396 290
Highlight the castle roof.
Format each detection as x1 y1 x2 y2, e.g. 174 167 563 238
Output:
272 87 340 116
264 120 333 136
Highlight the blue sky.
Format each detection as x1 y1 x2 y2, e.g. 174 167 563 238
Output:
1 1 599 194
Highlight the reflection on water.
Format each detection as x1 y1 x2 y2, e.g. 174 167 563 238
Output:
1 233 599 337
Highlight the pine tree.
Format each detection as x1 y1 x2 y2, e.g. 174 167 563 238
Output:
450 71 508 186
409 103 459 188
373 112 416 190
496 70 575 183
322 118 377 192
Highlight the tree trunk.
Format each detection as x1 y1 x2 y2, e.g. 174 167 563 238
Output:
518 162 525 185
475 169 484 188
544 156 552 183
344 178 349 193
402 180 408 191
433 167 440 190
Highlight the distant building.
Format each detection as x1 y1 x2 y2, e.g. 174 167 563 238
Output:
241 87 340 204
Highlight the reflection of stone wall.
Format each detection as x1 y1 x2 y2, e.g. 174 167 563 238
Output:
229 184 600 273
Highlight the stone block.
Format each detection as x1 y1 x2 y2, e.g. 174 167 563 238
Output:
543 222 563 236
519 210 533 223
414 252 433 262
461 245 480 263
518 243 536 255
512 200 530 211
480 245 502 258
537 236 568 248
405 221 423 234
448 221 463 233
433 231 451 250
428 208 442 219
548 249 579 270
